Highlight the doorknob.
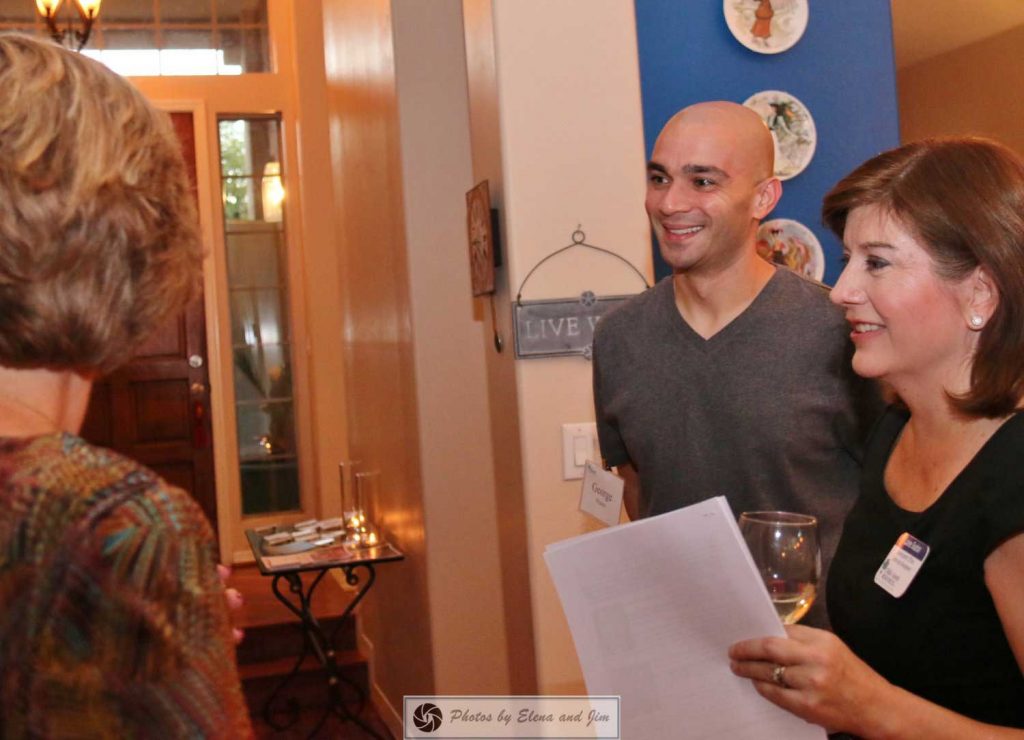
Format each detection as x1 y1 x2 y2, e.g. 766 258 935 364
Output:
188 354 204 368
191 381 207 395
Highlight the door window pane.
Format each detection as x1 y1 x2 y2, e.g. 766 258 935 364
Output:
94 29 160 76
0 3 34 22
162 0 212 24
217 0 267 24
218 27 267 74
227 232 282 287
218 116 300 515
98 0 153 23
161 29 217 76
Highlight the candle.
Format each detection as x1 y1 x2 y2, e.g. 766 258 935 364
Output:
346 510 367 532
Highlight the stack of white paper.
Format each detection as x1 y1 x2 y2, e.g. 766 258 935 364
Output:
545 496 825 739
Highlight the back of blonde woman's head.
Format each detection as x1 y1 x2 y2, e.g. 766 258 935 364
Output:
0 34 201 372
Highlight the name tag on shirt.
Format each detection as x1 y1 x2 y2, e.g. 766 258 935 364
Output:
874 532 930 598
579 461 624 526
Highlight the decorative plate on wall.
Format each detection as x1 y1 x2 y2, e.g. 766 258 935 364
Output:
756 218 824 281
743 89 817 180
723 0 809 55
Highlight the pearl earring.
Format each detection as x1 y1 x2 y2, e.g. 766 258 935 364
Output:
970 315 984 328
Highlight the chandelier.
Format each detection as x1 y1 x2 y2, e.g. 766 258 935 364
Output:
35 0 102 52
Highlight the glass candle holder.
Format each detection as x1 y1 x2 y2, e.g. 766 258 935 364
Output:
338 460 360 523
354 470 379 523
346 509 368 534
347 523 380 549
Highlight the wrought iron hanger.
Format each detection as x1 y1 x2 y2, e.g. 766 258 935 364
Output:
515 226 649 306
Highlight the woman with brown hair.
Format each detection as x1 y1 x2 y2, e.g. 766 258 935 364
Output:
730 137 1024 737
0 35 251 736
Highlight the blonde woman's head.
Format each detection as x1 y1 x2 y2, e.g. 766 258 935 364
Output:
0 34 202 372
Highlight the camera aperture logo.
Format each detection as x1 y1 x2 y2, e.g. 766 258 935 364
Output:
403 696 620 739
412 702 444 732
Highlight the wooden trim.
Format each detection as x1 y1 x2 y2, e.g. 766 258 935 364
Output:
151 98 240 563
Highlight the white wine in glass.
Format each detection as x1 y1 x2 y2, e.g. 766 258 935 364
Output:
738 511 821 624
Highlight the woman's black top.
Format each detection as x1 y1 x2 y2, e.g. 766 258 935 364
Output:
828 407 1024 728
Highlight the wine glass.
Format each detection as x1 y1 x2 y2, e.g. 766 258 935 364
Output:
738 511 821 624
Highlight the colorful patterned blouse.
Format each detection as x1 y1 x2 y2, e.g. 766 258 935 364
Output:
0 433 252 738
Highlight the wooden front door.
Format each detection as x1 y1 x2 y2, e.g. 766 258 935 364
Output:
79 111 217 533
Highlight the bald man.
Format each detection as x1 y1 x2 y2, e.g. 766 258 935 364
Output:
593 102 877 623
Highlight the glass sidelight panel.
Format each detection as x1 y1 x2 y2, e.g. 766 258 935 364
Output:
217 116 300 515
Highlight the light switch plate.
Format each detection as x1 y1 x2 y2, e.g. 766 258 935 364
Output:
562 422 597 480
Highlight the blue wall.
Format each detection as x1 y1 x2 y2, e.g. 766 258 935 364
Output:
634 0 900 284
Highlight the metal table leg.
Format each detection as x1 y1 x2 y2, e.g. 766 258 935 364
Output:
262 563 384 739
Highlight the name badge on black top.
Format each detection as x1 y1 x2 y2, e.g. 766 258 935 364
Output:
874 532 930 598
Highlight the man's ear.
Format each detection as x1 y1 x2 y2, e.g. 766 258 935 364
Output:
753 177 782 220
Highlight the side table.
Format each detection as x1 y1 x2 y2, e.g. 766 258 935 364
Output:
244 528 404 738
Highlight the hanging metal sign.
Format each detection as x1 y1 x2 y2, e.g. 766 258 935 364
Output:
513 291 634 359
513 228 649 360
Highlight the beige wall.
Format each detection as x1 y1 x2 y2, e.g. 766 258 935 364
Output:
899 24 1024 155
392 0 516 698
467 0 653 693
461 0 538 695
